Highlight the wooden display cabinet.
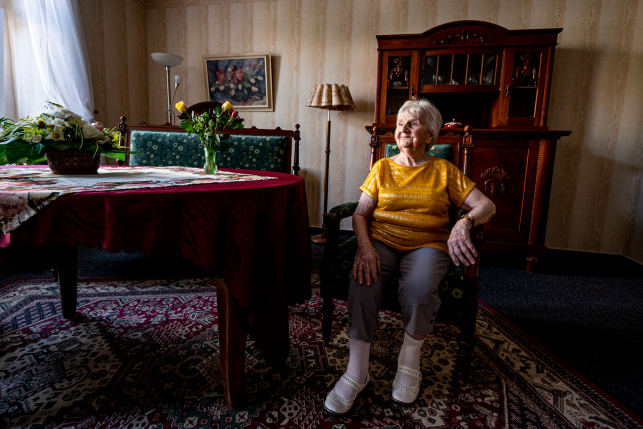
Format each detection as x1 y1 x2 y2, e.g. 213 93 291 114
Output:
368 21 571 271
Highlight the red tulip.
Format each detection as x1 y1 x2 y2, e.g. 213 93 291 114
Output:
231 111 238 118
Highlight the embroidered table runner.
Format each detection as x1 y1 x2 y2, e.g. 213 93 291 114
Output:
0 166 277 234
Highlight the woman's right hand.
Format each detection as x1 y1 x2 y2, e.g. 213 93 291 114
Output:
353 244 381 286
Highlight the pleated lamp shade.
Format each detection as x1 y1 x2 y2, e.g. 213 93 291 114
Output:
306 84 355 110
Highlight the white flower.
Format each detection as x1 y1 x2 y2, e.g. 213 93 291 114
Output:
82 123 103 139
219 85 225 91
44 129 65 141
250 78 256 83
53 125 64 132
32 134 43 143
231 90 235 95
210 87 215 92
257 76 264 81
238 84 242 89
230 83 235 89
68 116 85 126
252 86 258 92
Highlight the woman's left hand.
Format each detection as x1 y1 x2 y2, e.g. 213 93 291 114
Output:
447 220 478 266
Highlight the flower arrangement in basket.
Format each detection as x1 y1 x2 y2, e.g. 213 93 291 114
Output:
175 100 244 174
0 102 136 174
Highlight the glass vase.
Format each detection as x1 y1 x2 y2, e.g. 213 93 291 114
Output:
203 145 217 174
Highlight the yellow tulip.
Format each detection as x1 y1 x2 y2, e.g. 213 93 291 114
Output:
175 101 187 113
221 101 233 112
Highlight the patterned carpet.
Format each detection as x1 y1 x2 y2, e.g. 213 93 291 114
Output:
0 274 640 429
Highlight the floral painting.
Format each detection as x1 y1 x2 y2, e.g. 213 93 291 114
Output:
203 53 273 111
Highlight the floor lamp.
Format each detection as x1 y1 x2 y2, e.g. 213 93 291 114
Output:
151 53 184 125
306 84 355 244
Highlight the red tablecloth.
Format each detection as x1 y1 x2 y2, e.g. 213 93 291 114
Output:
1 166 312 365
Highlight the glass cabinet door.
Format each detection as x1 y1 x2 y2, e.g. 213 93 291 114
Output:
502 47 548 126
379 50 419 123
420 49 500 92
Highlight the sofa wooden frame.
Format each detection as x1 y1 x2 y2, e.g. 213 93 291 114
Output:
117 103 301 175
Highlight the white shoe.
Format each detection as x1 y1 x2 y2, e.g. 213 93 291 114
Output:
323 372 370 416
391 365 422 405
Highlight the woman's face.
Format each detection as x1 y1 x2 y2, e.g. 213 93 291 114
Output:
395 113 432 151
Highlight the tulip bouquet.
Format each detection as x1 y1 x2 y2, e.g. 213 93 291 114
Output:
0 102 132 165
175 100 243 174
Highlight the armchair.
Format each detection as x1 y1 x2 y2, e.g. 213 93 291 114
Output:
318 128 484 383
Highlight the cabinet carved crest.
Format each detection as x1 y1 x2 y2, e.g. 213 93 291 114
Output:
481 166 511 195
434 29 494 45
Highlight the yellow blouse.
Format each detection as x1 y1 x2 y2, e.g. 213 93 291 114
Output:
360 157 475 254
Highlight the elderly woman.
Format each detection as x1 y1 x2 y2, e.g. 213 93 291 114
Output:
324 100 496 415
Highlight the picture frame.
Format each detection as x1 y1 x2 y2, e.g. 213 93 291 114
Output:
203 52 273 112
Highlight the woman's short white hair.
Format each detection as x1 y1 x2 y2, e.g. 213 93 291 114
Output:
397 99 442 146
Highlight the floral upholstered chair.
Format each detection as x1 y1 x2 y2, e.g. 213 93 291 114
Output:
318 137 484 383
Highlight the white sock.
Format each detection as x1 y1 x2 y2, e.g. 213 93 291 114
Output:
335 338 370 400
395 331 425 387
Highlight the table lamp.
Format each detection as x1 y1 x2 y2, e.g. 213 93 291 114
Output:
306 83 355 243
151 53 184 125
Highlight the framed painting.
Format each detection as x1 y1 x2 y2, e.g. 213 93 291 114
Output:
203 52 273 111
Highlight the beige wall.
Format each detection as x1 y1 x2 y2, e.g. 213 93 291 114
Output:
80 0 149 130
81 0 643 264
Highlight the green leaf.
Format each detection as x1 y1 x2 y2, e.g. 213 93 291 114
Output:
5 139 45 163
101 151 126 162
220 141 229 152
42 140 78 151
45 101 64 108
220 134 230 141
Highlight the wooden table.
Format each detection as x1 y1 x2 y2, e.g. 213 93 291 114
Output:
0 166 312 409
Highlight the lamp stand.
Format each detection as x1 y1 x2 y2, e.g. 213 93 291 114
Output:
164 66 175 125
311 109 331 244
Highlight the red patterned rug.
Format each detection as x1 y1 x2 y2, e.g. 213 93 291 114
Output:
0 274 640 428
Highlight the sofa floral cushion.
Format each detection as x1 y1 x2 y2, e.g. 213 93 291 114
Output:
217 135 289 172
129 131 289 173
385 143 452 160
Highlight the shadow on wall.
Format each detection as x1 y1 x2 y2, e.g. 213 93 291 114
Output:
272 55 280 110
300 169 321 226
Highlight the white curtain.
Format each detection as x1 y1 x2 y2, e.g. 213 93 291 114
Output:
5 0 93 121
0 7 5 119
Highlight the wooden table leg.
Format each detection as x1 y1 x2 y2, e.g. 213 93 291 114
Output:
215 278 247 409
56 244 78 319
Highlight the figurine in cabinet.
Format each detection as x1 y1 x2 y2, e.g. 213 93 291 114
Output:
512 53 538 87
388 56 409 88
